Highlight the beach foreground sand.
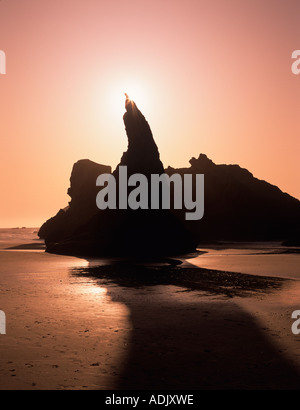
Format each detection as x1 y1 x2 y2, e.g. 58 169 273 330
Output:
1 232 300 390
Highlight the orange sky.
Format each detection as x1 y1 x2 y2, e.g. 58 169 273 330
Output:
0 0 299 228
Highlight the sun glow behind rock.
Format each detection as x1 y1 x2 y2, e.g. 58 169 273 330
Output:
89 76 158 168
108 79 151 120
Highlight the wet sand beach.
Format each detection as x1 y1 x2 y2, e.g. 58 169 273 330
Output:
1 229 300 390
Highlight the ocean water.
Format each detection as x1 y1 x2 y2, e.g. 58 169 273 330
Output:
187 243 300 280
0 228 299 280
0 227 40 243
0 228 89 279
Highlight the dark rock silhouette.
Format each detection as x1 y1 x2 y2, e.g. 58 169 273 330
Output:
117 93 164 177
165 154 300 243
38 160 111 244
39 97 300 255
39 96 196 257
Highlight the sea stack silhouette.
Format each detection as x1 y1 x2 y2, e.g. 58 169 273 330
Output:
39 95 197 257
39 95 300 255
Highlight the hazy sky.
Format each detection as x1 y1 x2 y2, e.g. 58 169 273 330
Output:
0 0 299 228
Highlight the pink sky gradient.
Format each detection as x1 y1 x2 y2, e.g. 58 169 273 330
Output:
0 0 299 228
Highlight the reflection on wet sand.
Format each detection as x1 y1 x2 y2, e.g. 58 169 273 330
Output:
72 260 300 389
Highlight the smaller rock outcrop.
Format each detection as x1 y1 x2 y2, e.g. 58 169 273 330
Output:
38 159 111 245
166 154 300 242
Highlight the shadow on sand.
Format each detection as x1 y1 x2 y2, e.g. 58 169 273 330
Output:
71 259 300 389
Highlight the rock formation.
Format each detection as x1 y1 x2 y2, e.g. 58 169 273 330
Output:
39 96 300 255
165 154 300 243
38 160 111 244
39 96 197 257
116 94 164 177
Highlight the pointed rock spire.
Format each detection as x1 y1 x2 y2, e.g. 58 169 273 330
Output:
116 94 164 177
